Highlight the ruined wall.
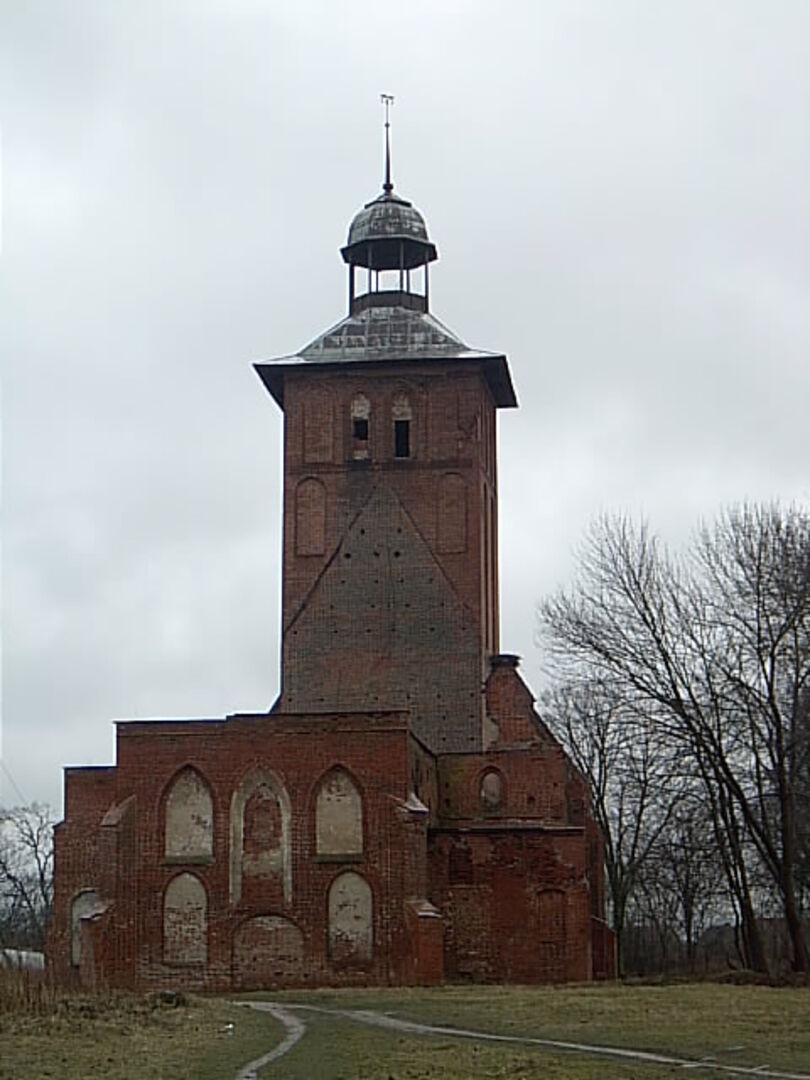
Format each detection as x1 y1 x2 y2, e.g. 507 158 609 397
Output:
428 828 592 983
424 657 608 984
51 710 433 991
49 767 117 983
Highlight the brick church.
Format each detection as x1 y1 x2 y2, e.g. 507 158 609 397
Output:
49 122 615 990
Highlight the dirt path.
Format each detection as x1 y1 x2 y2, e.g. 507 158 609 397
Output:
235 1000 810 1079
232 1002 305 1080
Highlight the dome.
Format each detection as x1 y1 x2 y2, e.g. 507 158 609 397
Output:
348 192 430 246
341 191 438 271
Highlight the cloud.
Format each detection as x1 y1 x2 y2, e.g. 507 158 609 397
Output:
1 1 808 808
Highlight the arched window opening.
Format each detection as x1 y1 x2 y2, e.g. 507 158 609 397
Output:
392 394 412 459
351 394 371 460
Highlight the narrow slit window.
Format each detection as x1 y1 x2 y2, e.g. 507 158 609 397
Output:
394 419 410 458
353 417 369 441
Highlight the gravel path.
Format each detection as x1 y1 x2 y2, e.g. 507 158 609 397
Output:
235 1000 810 1079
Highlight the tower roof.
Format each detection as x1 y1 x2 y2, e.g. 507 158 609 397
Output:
255 303 516 409
256 103 517 411
341 192 437 271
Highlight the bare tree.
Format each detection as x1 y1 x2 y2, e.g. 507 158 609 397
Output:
635 792 728 974
541 679 684 974
539 506 810 973
0 804 55 951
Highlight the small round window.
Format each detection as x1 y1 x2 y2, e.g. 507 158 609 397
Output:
480 770 503 811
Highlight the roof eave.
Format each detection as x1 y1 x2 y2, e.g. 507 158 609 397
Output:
254 352 518 410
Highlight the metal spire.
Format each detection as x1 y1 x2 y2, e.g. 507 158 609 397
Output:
381 93 394 194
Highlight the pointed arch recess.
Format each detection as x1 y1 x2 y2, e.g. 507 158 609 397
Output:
229 768 292 907
315 768 363 857
164 766 214 861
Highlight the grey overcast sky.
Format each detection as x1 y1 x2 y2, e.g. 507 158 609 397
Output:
1 1 808 811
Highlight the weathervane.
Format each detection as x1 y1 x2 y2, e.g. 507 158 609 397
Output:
381 92 394 194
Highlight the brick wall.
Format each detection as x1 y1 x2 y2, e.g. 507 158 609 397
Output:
429 828 591 983
279 364 501 754
51 711 436 990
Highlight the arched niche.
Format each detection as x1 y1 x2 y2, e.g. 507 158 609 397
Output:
163 873 207 965
303 389 333 464
70 889 101 967
164 767 214 861
328 871 372 964
229 769 292 907
479 768 504 813
437 472 467 553
232 915 304 989
315 768 363 857
295 477 326 557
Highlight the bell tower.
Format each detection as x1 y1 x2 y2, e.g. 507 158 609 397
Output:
256 105 517 754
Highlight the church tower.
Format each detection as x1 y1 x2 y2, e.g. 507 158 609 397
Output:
50 108 614 991
256 106 517 754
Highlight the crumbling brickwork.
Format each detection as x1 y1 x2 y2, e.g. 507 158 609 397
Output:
49 171 616 989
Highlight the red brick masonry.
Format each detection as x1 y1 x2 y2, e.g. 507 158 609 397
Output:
51 662 614 988
50 187 616 988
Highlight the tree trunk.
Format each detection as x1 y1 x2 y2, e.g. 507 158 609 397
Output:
782 872 809 972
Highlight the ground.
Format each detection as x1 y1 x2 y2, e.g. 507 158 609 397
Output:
2 981 808 1079
0 987 282 1080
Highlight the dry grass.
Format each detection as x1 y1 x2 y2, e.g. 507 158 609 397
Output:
258 981 810 1078
0 970 281 1080
2 973 808 1079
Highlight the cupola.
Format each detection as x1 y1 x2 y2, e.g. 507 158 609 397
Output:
341 95 437 315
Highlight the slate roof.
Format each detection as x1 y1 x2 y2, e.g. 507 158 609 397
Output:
255 304 517 409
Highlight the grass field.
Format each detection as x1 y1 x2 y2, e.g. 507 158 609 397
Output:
254 982 810 1079
2 979 808 1079
0 980 282 1080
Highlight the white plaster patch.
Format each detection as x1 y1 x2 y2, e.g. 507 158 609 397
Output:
328 871 372 963
316 770 363 856
163 872 207 964
165 768 214 860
